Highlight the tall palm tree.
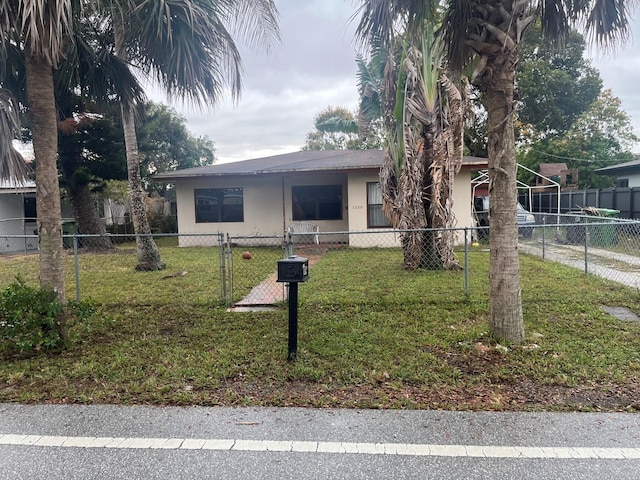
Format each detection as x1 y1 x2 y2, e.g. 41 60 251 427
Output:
356 0 636 342
0 0 76 301
2 7 147 253
103 0 280 271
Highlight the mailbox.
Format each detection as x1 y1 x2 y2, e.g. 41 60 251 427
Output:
277 255 309 283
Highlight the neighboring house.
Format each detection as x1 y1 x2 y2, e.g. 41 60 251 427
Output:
0 179 38 253
536 163 578 191
596 158 640 187
154 149 487 247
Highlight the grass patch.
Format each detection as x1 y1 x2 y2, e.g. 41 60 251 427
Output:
0 246 639 411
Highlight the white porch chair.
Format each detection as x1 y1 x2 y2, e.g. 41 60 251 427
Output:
288 221 320 244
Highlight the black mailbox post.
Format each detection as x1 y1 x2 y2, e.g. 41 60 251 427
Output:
277 256 309 360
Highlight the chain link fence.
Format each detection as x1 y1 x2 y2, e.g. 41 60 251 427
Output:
519 212 640 288
1 215 640 308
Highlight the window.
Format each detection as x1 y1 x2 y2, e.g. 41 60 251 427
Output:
367 182 391 228
617 178 629 188
195 188 243 223
292 185 342 221
23 196 36 221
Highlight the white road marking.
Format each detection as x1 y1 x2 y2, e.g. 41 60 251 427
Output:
0 433 637 459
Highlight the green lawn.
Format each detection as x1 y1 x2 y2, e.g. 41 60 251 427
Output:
1 245 639 411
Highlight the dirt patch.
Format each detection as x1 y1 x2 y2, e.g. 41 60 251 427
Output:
203 379 640 411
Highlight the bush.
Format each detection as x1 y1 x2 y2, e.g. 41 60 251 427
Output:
0 278 65 356
148 212 178 233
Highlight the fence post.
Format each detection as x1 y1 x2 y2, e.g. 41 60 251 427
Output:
73 235 80 302
542 215 546 260
464 228 469 296
219 233 226 304
584 224 589 274
225 234 233 307
286 230 294 257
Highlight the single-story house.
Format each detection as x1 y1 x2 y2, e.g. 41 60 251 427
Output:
154 149 487 247
596 158 640 188
0 179 38 253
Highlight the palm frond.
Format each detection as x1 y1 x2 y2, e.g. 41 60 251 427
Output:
0 88 31 183
56 16 146 112
353 0 439 49
216 0 281 55
19 0 77 65
121 0 279 106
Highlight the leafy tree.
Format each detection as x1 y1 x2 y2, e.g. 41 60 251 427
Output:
355 0 635 343
304 107 362 150
517 23 603 141
137 102 215 194
466 25 604 158
519 89 639 188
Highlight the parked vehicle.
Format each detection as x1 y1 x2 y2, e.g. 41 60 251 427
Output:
473 196 535 239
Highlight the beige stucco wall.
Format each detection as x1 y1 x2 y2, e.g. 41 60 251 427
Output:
175 173 350 246
452 168 473 242
175 175 283 246
620 172 640 188
345 168 475 247
346 171 400 247
173 167 476 247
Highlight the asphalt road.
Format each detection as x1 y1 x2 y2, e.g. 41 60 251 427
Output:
1 404 639 479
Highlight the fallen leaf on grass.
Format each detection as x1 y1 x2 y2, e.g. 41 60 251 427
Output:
161 271 188 279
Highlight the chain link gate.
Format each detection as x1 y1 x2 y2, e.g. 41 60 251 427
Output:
221 233 289 307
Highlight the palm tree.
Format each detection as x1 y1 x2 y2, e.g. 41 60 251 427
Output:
382 32 467 270
355 43 386 142
56 14 146 252
355 0 635 342
0 0 75 301
0 89 30 182
355 7 467 270
103 0 280 271
2 7 147 253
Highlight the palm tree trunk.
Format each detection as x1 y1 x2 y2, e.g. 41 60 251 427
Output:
484 53 525 343
121 105 165 271
58 133 113 251
70 183 113 250
25 55 67 302
113 18 165 271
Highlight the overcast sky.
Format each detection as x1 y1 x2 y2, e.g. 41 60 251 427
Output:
166 0 640 163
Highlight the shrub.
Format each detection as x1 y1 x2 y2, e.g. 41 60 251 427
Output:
0 278 65 356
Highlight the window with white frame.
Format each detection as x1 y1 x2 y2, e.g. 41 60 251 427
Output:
367 182 391 228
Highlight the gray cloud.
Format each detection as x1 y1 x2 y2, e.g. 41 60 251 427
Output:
172 1 640 162
175 0 360 162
